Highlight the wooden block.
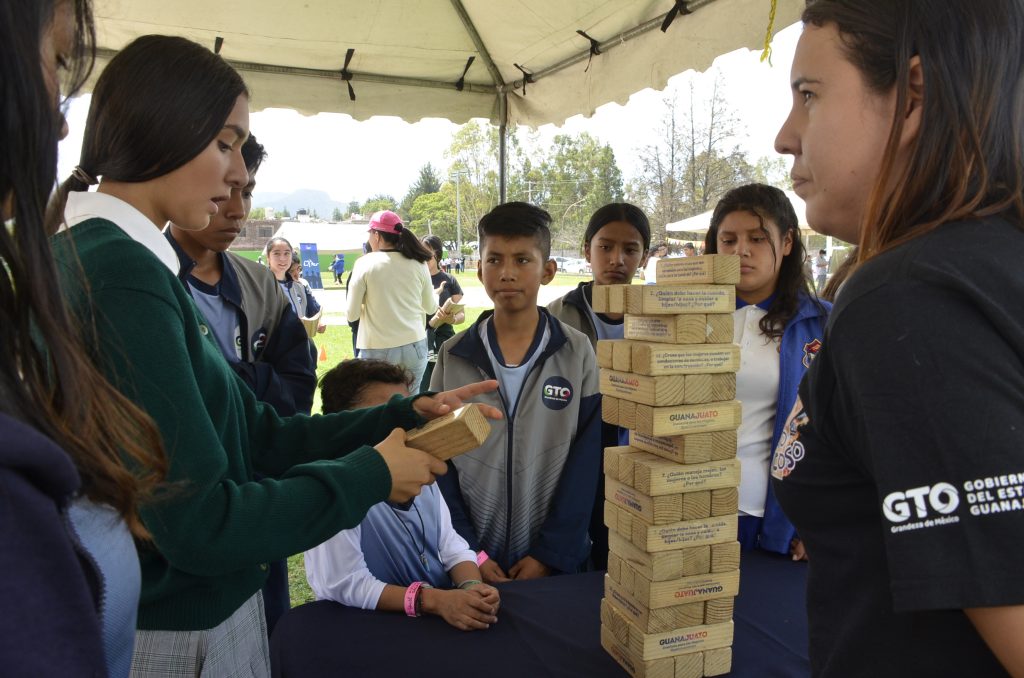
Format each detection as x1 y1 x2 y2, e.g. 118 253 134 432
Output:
710 542 740 573
675 651 705 678
704 597 735 625
609 531 711 581
629 342 740 376
604 445 641 480
405 404 491 460
608 551 623 583
702 647 732 676
625 314 710 345
620 399 638 430
601 370 736 407
613 341 633 372
631 569 740 610
601 625 676 678
592 283 610 312
606 478 683 525
635 401 743 437
704 314 733 343
608 284 627 314
630 430 737 465
710 488 739 517
597 340 614 369
680 373 736 404
707 430 739 461
624 284 644 313
632 458 741 497
602 597 632 646
655 254 741 285
300 309 322 338
602 395 620 426
618 451 658 488
621 285 735 315
631 620 735 661
624 508 738 553
681 491 712 520
605 575 705 635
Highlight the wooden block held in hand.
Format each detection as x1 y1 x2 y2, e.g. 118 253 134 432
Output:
405 404 491 460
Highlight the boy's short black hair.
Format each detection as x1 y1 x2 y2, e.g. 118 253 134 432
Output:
319 359 412 414
241 133 267 176
477 201 552 260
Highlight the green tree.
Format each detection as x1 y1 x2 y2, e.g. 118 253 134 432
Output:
345 200 361 219
361 194 398 215
248 207 267 220
275 205 291 219
332 207 343 221
400 163 443 218
409 191 456 241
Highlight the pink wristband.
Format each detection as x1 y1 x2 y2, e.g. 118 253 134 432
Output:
404 582 423 617
476 550 489 566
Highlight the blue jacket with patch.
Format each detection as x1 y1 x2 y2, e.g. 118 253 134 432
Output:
165 232 317 415
430 308 602 574
759 292 831 553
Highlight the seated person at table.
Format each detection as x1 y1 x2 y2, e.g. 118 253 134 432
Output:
305 359 500 631
430 202 601 583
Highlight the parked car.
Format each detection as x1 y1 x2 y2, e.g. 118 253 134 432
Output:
552 256 571 271
562 258 591 275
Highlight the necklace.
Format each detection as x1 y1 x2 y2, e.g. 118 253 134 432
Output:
391 502 429 566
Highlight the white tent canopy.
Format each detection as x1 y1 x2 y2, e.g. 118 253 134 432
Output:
91 0 801 127
271 222 368 254
666 189 808 233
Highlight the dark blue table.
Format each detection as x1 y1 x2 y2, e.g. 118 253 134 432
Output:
271 548 809 677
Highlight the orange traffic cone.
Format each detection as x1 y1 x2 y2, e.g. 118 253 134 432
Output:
318 345 328 363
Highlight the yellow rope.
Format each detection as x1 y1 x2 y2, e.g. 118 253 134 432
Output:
760 0 778 65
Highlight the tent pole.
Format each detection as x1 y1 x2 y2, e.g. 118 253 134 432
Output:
499 92 508 204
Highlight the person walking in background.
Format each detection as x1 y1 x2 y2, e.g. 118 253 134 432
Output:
772 1 1024 674
330 253 346 285
812 248 829 292
703 184 829 560
642 242 669 283
347 210 437 389
421 234 465 389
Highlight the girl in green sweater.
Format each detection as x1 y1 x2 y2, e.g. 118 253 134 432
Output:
49 34 498 677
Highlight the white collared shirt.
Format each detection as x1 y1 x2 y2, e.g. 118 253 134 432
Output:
64 190 179 275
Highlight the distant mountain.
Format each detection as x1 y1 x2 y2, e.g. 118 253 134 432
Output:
253 189 352 219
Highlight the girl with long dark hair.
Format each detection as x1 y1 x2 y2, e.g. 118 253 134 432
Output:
48 35 497 675
1 1 167 675
772 1 1024 674
704 183 829 559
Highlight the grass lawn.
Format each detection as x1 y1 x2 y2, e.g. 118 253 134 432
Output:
287 305 489 607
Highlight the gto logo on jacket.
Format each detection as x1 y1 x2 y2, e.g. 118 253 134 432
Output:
541 376 573 410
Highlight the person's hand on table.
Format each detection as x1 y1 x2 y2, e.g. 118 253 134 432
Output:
479 559 510 584
374 428 447 503
790 538 808 561
509 556 551 580
412 380 503 422
420 587 498 631
466 582 501 611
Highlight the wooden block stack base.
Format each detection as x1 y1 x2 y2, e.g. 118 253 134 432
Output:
594 262 741 675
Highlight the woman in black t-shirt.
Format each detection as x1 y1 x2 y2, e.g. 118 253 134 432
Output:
772 2 1024 676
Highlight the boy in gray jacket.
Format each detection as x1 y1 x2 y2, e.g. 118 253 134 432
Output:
431 202 602 582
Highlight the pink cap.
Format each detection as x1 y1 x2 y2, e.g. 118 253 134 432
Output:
369 210 404 234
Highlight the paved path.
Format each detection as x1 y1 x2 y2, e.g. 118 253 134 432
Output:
315 281 580 325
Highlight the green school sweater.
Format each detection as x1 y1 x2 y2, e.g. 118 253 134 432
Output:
53 218 422 631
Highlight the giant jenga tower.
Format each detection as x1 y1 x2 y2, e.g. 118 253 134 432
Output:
594 254 742 678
